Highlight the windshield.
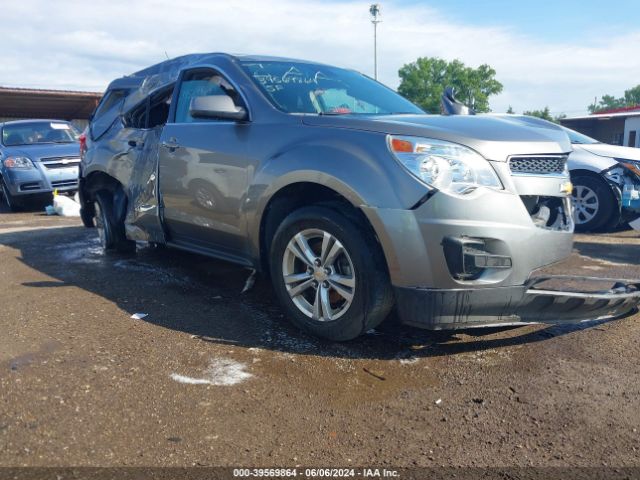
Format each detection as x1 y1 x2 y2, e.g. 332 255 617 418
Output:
561 126 599 145
1 121 79 146
240 61 423 115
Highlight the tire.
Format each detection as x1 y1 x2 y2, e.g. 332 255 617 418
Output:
269 205 394 341
571 175 617 232
94 190 136 253
0 177 20 212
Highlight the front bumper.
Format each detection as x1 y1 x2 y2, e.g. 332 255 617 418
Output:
360 171 640 328
395 276 640 329
4 162 79 196
362 186 573 290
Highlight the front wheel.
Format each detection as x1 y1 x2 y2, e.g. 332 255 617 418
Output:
571 175 617 232
269 206 394 341
0 177 20 212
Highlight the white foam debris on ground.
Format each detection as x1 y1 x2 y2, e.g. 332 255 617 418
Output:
435 398 442 405
170 358 253 386
399 357 419 365
130 313 148 320
241 269 256 293
45 192 81 217
630 218 640 231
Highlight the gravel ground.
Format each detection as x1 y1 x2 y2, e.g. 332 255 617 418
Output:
0 202 639 473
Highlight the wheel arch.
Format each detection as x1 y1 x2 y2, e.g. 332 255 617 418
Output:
255 180 387 276
80 170 130 228
570 168 621 204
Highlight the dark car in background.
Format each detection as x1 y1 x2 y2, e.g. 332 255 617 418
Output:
0 119 81 210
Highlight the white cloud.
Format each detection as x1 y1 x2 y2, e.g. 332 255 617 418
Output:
2 0 639 116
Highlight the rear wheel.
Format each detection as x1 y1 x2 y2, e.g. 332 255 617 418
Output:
572 175 617 232
269 205 393 341
94 190 135 253
0 177 19 212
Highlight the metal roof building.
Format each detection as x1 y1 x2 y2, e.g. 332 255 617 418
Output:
561 106 640 148
0 87 102 130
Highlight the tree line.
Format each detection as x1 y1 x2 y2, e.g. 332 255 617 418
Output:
396 56 640 122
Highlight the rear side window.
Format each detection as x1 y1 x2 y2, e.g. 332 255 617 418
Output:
90 89 127 139
124 85 174 129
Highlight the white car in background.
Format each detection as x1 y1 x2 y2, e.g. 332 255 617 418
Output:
564 127 640 232
440 91 640 232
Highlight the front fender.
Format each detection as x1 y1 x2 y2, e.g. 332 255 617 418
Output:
245 135 429 259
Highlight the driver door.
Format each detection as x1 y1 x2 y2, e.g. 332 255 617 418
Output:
158 67 251 260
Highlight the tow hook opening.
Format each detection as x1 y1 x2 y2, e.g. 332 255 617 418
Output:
442 236 512 280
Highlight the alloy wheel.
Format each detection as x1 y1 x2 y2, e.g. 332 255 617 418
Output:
572 184 599 225
281 228 356 322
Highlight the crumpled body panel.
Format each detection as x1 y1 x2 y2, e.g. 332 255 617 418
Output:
123 127 165 243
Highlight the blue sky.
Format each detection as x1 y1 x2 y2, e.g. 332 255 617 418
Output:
415 0 640 42
2 0 640 116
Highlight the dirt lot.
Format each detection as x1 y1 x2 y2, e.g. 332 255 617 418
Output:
0 201 639 471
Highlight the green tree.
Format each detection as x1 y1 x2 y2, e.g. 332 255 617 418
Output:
588 85 640 113
624 85 640 105
522 107 566 124
523 107 553 121
397 57 503 113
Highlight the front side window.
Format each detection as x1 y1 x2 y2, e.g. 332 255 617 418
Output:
2 121 79 146
240 61 423 115
174 69 244 123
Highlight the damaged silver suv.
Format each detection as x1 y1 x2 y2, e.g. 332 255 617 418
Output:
79 53 640 341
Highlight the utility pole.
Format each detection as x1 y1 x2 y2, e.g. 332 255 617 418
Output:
369 4 381 80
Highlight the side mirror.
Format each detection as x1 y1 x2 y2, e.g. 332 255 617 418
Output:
189 95 248 121
441 87 475 116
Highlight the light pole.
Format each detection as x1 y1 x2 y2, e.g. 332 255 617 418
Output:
369 4 381 80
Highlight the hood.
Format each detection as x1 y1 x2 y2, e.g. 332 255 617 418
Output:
577 143 640 162
302 114 571 161
1 142 80 161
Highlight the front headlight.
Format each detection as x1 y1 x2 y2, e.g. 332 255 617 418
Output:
387 135 502 195
3 156 34 169
617 159 640 178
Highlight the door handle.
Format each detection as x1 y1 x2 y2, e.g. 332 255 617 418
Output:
161 138 181 150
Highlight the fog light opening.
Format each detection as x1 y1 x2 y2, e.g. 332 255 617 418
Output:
442 236 512 280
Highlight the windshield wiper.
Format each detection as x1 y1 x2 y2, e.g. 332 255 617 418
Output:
318 111 350 116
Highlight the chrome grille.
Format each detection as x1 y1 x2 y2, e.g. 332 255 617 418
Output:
41 156 81 169
51 180 78 188
509 155 567 175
